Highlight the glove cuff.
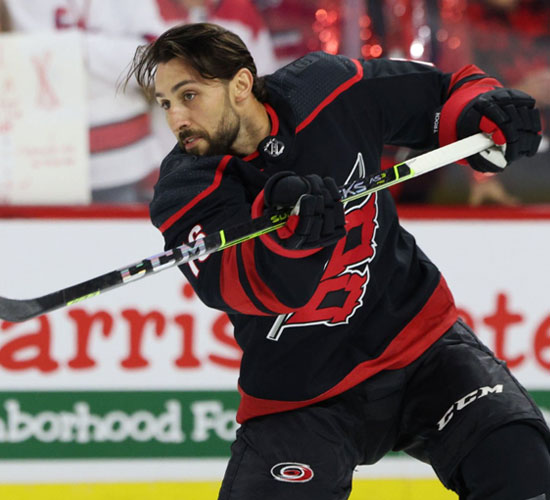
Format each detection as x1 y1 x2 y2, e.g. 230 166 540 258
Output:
439 82 498 147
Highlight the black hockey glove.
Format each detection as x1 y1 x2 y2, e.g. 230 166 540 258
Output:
457 88 542 173
263 171 346 250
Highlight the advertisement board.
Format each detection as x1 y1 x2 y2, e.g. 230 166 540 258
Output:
0 207 549 494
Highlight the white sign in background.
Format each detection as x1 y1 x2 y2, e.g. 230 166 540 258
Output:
0 32 89 204
404 219 550 388
0 219 239 391
0 216 549 483
0 218 549 390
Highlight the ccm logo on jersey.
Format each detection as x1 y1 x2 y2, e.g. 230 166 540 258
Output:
437 384 504 431
270 462 314 483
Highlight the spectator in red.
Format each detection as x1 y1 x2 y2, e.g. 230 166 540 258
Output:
459 0 550 110
253 0 324 65
2 0 168 203
154 0 277 75
372 0 548 205
438 0 549 204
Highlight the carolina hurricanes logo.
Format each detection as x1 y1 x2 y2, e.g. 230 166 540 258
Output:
270 462 314 483
267 152 379 341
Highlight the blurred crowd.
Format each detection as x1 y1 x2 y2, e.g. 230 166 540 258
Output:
0 0 548 205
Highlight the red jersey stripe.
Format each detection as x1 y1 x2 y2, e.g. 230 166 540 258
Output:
264 103 280 135
242 151 260 162
295 59 364 134
240 239 295 314
220 246 270 316
236 275 458 423
159 155 232 233
242 103 280 162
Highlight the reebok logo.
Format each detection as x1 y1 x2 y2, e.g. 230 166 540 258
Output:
433 111 441 134
437 384 504 431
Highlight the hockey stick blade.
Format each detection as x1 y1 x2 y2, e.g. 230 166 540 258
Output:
0 133 494 322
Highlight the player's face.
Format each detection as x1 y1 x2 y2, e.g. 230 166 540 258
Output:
155 58 241 156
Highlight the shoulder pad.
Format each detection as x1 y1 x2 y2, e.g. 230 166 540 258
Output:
266 52 361 125
150 147 230 232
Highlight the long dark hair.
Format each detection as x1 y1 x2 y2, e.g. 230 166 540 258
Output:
125 22 268 102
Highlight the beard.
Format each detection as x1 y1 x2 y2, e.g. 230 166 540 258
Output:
178 95 241 156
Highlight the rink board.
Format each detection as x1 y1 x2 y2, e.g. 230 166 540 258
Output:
0 479 458 500
0 205 549 497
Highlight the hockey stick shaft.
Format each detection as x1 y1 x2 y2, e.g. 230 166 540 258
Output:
0 133 494 322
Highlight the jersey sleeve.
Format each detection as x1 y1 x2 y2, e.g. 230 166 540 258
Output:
150 148 334 315
354 58 502 150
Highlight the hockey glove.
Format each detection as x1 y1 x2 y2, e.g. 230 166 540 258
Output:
457 88 542 173
263 171 346 250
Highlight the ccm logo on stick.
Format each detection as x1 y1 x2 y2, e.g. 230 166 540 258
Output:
270 462 314 483
438 384 504 431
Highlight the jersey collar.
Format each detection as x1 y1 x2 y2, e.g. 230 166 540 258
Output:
242 103 280 162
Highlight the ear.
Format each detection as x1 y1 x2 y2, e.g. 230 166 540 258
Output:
231 68 254 104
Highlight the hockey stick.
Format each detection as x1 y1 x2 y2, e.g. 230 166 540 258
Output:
0 132 495 322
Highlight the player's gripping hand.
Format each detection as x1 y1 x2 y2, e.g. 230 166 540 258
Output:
457 88 542 173
263 171 346 250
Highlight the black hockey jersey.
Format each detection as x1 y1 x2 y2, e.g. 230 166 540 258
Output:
150 53 502 423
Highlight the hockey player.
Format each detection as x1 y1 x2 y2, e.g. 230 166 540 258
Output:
150 0 279 184
128 23 550 499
